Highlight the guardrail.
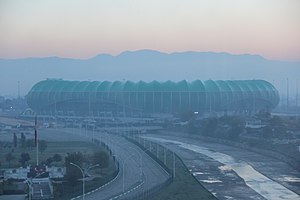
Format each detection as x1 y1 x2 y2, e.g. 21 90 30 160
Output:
126 135 218 200
121 178 172 200
70 138 120 200
123 137 173 200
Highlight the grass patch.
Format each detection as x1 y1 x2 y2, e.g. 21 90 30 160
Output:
0 141 99 168
0 140 118 200
131 138 216 200
53 161 118 200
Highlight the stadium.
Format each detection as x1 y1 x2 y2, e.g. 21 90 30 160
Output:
26 79 279 116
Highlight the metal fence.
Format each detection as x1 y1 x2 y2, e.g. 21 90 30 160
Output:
120 137 173 200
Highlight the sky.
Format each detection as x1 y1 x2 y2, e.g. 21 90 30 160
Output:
0 0 300 61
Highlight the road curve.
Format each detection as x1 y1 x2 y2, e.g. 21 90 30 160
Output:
39 128 170 200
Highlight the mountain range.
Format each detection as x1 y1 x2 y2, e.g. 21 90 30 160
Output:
0 50 299 97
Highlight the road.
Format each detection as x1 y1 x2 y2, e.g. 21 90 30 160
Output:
0 195 26 200
142 132 300 200
39 128 170 200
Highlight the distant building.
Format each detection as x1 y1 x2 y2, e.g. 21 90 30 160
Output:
245 119 266 129
26 79 279 116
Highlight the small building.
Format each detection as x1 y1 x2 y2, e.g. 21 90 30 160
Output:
245 119 266 129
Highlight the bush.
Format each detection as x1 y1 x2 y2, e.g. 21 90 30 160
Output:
65 152 84 185
92 151 108 168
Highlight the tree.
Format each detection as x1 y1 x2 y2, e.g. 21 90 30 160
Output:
19 152 30 167
46 157 54 165
269 116 283 126
226 117 244 139
26 139 35 149
187 121 198 134
92 151 108 168
256 110 271 120
20 132 26 148
179 111 195 122
6 153 15 168
39 140 47 154
53 154 62 163
262 126 273 139
200 117 218 136
65 152 84 185
13 133 17 148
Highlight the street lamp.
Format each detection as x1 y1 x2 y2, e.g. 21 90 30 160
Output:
111 140 143 178
69 162 100 200
112 154 136 193
128 147 142 177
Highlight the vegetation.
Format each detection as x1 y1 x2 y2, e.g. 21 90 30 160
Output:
91 151 109 167
187 115 245 140
54 150 116 200
132 138 216 200
65 152 85 184
53 154 62 162
180 111 300 171
38 140 47 154
0 141 101 168
20 132 26 148
0 139 118 199
46 154 62 166
19 152 30 167
13 133 17 148
5 153 15 168
26 139 35 149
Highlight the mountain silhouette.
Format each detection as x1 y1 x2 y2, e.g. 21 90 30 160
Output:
0 50 299 97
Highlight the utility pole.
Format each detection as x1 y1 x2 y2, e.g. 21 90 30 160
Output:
164 148 166 165
35 115 39 166
18 81 20 99
287 78 289 112
70 163 100 200
156 143 159 158
173 152 176 179
88 92 91 116
296 79 299 107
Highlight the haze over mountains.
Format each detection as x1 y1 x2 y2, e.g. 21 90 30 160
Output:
0 50 299 97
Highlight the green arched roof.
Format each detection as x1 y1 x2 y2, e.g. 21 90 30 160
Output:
27 79 280 111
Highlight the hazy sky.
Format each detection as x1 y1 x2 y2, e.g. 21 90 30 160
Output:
0 0 299 61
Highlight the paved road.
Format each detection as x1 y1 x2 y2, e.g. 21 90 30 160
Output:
143 132 300 200
0 195 26 200
40 128 170 200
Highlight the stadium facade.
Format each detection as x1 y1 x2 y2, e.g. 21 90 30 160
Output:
26 79 279 116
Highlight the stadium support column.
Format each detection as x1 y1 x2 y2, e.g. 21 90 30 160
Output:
287 78 289 112
35 115 39 166
144 92 146 111
152 91 155 113
197 92 200 110
173 152 176 179
296 79 299 107
136 92 138 110
89 92 91 116
209 92 212 113
122 91 126 116
161 91 163 111
252 92 256 114
54 96 57 117
171 92 173 113
128 91 131 108
179 92 182 111
188 92 191 110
